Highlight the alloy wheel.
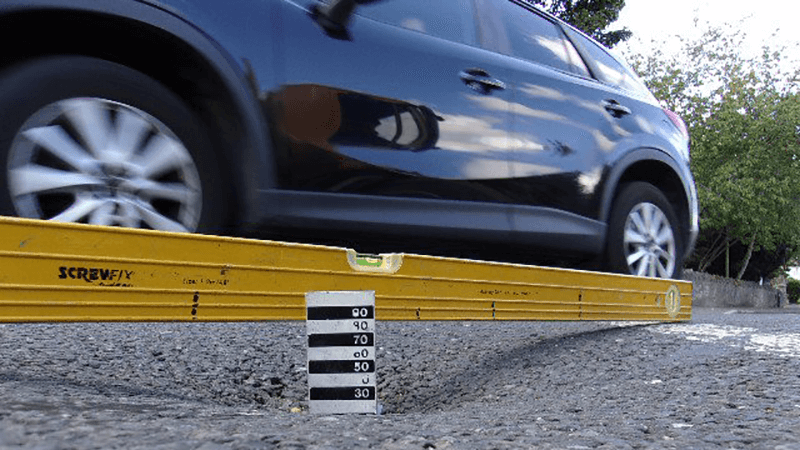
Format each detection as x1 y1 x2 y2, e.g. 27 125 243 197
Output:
623 202 677 278
7 98 202 232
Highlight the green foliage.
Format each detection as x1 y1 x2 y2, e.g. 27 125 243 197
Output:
526 0 631 47
627 23 800 279
787 278 800 304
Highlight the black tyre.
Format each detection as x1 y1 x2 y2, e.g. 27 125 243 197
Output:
604 182 684 279
0 56 229 233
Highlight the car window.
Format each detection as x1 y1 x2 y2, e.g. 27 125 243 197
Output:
565 28 650 95
490 0 590 77
355 0 477 45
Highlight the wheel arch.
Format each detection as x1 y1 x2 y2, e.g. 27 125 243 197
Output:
601 149 694 251
0 1 277 230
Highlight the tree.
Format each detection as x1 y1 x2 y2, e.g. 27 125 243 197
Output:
628 24 800 280
691 229 791 281
526 0 631 47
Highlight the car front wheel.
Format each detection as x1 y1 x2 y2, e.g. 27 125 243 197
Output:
605 182 684 279
0 56 228 233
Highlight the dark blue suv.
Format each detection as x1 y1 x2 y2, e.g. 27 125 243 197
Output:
0 0 698 278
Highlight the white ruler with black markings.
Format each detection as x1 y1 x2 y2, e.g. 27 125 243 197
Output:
306 291 376 414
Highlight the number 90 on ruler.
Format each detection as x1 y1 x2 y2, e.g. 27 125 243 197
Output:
306 291 376 414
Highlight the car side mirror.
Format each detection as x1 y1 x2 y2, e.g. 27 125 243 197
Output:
310 0 359 40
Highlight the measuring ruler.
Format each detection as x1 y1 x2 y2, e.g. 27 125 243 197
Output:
306 291 376 414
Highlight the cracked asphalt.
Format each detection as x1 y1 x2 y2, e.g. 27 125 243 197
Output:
1 308 799 449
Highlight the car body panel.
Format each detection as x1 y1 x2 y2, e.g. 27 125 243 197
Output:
274 1 519 195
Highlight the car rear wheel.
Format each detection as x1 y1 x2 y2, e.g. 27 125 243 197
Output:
0 56 229 233
605 182 684 279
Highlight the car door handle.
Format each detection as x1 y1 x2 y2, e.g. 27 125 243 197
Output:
460 68 506 93
603 99 632 118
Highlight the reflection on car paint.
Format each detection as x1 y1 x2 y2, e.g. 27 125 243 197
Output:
272 84 440 152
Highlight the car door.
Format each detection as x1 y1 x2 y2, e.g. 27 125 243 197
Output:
474 0 643 253
273 0 519 206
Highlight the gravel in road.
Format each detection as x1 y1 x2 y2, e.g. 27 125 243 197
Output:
1 309 799 449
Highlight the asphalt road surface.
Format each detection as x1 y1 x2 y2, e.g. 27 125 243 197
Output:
1 307 799 449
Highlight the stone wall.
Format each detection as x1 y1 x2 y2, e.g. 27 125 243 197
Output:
684 270 785 309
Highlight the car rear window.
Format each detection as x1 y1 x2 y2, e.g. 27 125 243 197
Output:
564 27 652 96
489 0 590 77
